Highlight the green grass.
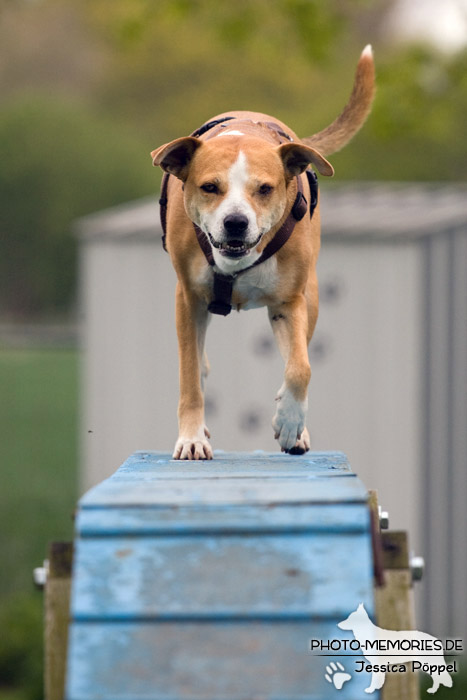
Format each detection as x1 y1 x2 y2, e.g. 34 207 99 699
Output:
0 348 78 700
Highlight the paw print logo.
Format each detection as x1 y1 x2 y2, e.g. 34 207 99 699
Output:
325 661 352 690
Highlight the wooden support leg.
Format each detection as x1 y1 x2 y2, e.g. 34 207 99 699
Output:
370 490 421 700
44 542 73 700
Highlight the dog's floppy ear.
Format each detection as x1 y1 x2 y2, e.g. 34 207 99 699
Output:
151 136 202 181
277 142 334 178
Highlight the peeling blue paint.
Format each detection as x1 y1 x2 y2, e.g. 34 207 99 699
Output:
66 451 378 699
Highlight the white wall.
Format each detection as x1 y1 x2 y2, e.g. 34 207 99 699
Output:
80 237 423 554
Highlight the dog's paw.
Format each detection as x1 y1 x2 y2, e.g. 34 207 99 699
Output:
272 385 307 452
325 661 351 690
286 427 310 455
173 426 213 460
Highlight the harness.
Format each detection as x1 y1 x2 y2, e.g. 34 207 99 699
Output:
159 117 319 316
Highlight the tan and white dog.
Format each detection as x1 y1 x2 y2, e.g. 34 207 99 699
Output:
151 46 375 460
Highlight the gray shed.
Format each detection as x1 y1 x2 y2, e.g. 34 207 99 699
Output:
75 182 467 641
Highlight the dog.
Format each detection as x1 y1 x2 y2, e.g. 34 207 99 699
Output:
338 603 454 694
151 46 375 460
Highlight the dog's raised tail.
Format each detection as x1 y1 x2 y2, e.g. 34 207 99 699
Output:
303 45 375 156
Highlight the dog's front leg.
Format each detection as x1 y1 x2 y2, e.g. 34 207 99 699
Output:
269 295 311 454
364 670 385 693
173 282 212 460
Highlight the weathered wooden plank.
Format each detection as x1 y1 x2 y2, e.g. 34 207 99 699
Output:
114 450 353 476
66 620 373 700
76 503 369 537
71 531 373 618
81 474 366 507
80 452 363 509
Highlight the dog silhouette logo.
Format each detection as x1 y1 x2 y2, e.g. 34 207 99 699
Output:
336 603 454 694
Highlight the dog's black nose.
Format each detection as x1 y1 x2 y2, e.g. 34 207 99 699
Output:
223 214 249 237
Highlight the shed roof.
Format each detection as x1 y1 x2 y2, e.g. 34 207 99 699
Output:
75 182 467 244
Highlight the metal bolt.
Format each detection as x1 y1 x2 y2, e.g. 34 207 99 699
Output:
33 559 49 589
378 505 389 529
410 555 425 582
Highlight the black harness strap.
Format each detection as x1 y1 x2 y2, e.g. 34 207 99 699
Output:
191 116 236 138
159 173 170 252
158 117 319 315
208 274 237 316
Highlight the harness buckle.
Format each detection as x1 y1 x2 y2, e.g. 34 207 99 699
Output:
208 299 232 316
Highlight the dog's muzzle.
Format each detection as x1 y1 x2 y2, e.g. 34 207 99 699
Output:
207 214 261 258
207 230 262 258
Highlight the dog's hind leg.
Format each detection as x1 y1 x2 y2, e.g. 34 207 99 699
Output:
173 282 213 460
426 669 453 694
440 669 454 689
200 344 210 439
201 350 210 392
305 270 319 344
426 678 440 694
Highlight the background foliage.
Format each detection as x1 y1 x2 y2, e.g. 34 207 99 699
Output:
0 97 154 316
1 0 466 317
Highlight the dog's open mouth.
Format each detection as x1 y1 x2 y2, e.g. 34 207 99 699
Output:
208 233 262 258
219 241 252 258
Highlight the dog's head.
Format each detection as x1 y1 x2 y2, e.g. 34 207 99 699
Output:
151 134 333 272
337 603 370 631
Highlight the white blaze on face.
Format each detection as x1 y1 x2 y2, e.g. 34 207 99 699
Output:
201 151 259 248
206 151 264 273
224 150 250 211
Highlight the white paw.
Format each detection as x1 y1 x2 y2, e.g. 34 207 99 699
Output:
325 661 351 690
173 426 213 460
272 384 307 452
288 427 311 455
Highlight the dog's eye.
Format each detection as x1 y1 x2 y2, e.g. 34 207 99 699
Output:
258 184 273 196
201 183 219 194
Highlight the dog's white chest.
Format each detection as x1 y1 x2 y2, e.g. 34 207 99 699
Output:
195 256 278 310
233 257 279 310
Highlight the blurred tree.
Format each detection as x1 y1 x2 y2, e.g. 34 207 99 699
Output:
0 96 154 317
83 0 391 142
330 44 467 180
0 0 107 101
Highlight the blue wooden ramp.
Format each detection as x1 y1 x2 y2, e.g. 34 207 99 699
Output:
66 451 377 700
